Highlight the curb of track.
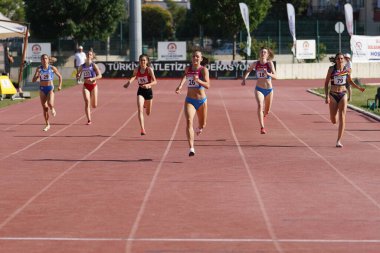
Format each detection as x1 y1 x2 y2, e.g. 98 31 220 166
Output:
307 89 380 122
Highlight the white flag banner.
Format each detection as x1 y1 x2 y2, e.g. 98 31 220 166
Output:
350 35 380 62
239 2 251 56
286 3 296 55
344 3 354 36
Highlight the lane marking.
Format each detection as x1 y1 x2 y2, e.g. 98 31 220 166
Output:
219 90 283 253
0 112 137 230
271 98 380 210
1 236 379 244
125 108 184 253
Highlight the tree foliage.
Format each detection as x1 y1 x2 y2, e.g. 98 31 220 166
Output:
25 0 125 43
0 0 25 22
166 0 187 39
190 0 271 40
269 0 309 19
142 4 174 41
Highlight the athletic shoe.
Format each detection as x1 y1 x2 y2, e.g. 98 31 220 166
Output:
43 125 50 131
141 129 146 135
189 148 195 157
260 127 266 134
51 108 56 117
86 120 92 125
195 127 203 136
336 141 343 148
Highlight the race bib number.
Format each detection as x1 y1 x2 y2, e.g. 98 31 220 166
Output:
83 70 92 78
187 75 199 88
138 76 149 85
333 75 347 85
256 70 267 79
40 74 50 81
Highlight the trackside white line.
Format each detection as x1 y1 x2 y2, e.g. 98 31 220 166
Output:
0 94 120 161
271 111 380 210
125 108 184 253
219 90 283 253
2 113 40 131
1 237 380 243
0 112 137 230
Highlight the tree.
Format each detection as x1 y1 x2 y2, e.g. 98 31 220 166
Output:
166 0 187 39
142 4 174 42
0 0 25 21
190 0 271 59
24 0 125 43
268 0 309 19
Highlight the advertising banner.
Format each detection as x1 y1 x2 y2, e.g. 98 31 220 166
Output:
239 2 251 56
350 35 380 62
25 43 51 63
287 3 296 55
296 40 316 59
157 41 186 61
344 3 354 36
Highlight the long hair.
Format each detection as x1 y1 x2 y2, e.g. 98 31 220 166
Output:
259 47 274 61
139 54 151 67
329 52 344 66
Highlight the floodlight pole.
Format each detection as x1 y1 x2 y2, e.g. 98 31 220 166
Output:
129 0 142 61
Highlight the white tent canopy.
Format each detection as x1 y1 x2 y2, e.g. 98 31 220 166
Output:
0 12 29 39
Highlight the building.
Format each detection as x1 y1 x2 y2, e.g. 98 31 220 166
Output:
309 0 380 35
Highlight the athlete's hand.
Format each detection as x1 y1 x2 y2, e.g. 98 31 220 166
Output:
175 87 181 94
241 79 246 86
360 87 365 92
58 86 62 91
123 81 130 88
325 97 329 104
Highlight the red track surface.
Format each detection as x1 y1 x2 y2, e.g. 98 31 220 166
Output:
0 79 379 253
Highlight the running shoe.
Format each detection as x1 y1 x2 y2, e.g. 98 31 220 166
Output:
141 129 146 135
86 120 92 125
43 125 50 131
260 127 266 134
51 108 56 117
189 148 195 157
336 141 343 148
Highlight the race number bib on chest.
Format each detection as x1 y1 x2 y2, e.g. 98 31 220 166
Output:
256 70 267 79
83 70 92 78
187 75 199 88
333 75 347 85
138 76 149 85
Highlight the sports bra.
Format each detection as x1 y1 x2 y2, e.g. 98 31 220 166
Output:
81 63 97 79
255 61 272 80
39 65 54 82
186 66 204 89
136 67 151 85
330 66 349 86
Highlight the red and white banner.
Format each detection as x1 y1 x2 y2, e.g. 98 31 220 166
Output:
286 3 296 55
344 3 354 36
350 35 380 62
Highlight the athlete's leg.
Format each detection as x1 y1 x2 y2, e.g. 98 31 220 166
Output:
137 95 146 133
255 89 265 128
336 95 348 146
83 87 92 123
184 102 197 150
91 86 98 108
39 91 50 130
328 94 339 124
264 90 273 117
196 101 207 135
144 99 152 116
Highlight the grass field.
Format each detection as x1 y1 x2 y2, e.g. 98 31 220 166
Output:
0 79 77 108
312 84 380 116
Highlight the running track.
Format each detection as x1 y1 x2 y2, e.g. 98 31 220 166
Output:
0 79 379 253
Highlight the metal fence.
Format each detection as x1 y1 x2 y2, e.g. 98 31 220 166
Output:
3 19 366 66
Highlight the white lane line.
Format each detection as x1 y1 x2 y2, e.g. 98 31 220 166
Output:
0 112 137 230
219 90 283 253
2 113 40 131
1 237 380 243
125 108 184 253
271 110 380 210
0 94 120 161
